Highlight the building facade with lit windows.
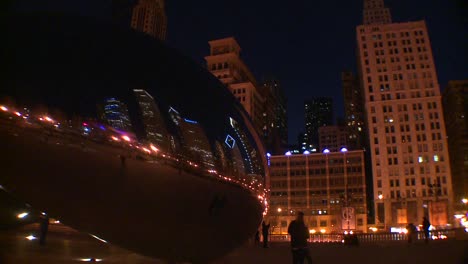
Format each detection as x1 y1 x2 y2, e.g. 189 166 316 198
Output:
442 80 468 211
304 97 334 149
205 37 264 135
133 89 170 151
267 150 368 234
131 0 167 40
318 126 349 153
259 79 288 155
100 97 133 132
357 0 453 228
342 71 365 150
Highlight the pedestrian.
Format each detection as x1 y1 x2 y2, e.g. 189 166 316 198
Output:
288 211 312 264
406 223 417 243
262 221 270 248
39 214 49 246
254 230 260 246
422 217 431 243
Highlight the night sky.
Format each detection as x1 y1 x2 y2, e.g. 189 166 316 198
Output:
10 0 468 144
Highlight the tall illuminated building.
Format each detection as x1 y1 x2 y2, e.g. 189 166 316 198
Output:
442 80 468 210
205 37 264 134
304 97 334 148
342 71 365 150
133 89 170 151
101 97 132 131
357 0 453 227
131 0 167 40
259 79 288 155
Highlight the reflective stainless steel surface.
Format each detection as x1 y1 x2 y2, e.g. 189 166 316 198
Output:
1 12 266 263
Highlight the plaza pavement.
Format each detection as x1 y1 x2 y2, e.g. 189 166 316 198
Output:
1 223 467 264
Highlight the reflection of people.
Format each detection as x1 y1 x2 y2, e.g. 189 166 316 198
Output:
262 221 270 248
39 214 49 245
288 212 311 264
422 217 431 243
406 223 417 243
254 230 260 245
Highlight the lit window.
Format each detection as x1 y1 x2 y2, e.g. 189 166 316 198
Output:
433 155 439 162
418 156 423 163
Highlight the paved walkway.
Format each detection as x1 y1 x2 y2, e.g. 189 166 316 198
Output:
1 224 467 264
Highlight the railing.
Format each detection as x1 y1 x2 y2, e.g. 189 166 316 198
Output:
269 228 466 244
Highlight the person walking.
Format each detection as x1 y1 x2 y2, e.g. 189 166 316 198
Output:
422 217 431 243
406 223 417 243
254 230 260 246
39 214 49 246
288 211 312 264
262 221 270 248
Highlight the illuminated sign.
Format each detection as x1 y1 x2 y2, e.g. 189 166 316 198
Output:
225 134 236 149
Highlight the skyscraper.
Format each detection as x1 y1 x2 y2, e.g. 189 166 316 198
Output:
442 80 468 211
259 79 288 155
304 97 334 148
101 97 132 131
131 0 167 40
357 0 453 227
342 71 365 150
133 89 170 151
205 37 264 134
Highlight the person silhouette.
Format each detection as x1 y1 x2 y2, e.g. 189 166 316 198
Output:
288 211 311 264
39 214 49 246
254 230 260 245
406 223 417 243
262 221 270 248
422 217 431 243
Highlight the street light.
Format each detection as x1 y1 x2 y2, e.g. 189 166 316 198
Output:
462 198 468 205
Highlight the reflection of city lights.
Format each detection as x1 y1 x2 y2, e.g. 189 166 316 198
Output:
111 136 119 141
17 212 29 219
142 147 151 154
0 105 8 111
26 235 36 240
78 258 103 262
121 135 131 142
14 111 22 116
150 145 159 152
89 234 108 243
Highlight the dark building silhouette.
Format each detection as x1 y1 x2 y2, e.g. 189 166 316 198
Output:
259 79 288 155
111 0 138 29
304 97 333 148
342 71 365 150
442 80 468 210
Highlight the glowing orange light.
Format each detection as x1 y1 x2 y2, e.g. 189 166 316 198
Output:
111 136 120 141
14 111 22 117
150 145 159 152
121 135 131 142
142 147 151 154
0 105 8 111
